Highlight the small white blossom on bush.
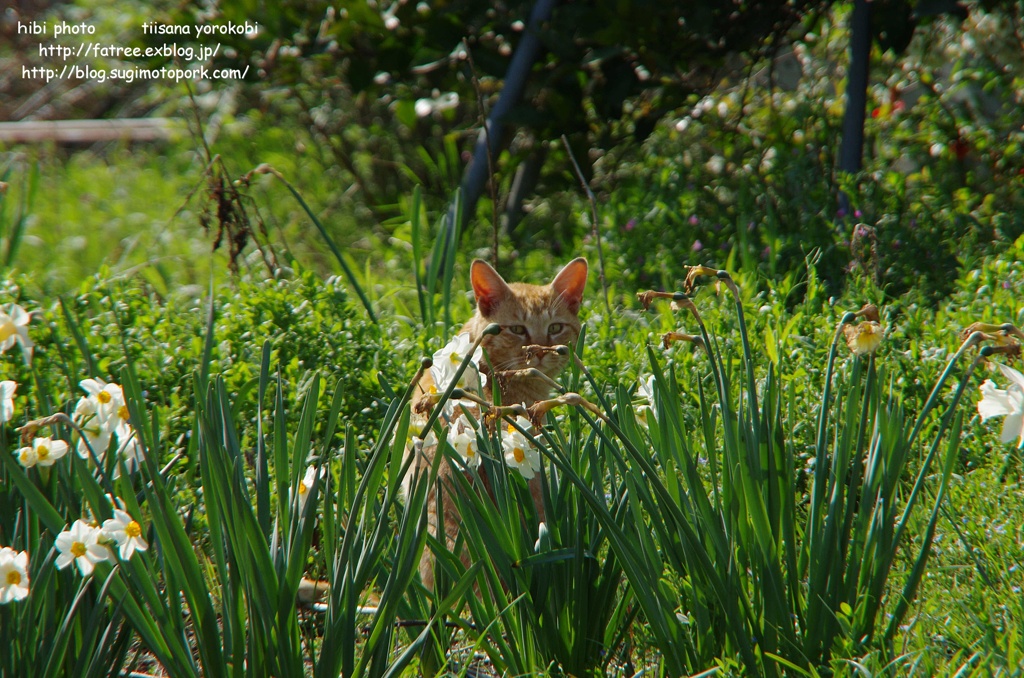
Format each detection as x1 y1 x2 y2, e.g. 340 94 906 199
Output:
16 437 68 468
501 415 540 480
0 380 16 423
978 362 1024 448
101 509 149 560
0 547 30 604
447 414 482 470
55 520 112 576
0 303 33 361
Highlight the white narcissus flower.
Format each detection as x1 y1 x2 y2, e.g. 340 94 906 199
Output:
0 380 16 423
636 375 657 428
26 437 68 467
297 465 321 512
55 520 112 576
415 430 438 449
501 415 541 480
0 303 34 361
400 429 440 503
431 333 487 394
74 396 112 461
79 378 125 430
844 321 884 356
16 443 38 468
978 363 1024 448
96 394 144 476
0 547 30 604
394 412 429 449
101 509 149 560
114 422 145 476
446 414 482 470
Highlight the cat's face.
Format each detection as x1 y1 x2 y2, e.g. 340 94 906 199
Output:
469 258 588 378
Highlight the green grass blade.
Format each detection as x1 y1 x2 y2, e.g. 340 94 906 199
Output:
58 296 97 380
266 169 377 323
256 340 272 538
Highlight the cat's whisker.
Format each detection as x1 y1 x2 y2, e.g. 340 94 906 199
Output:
522 344 569 360
547 292 572 316
495 367 564 394
495 346 569 371
489 355 529 372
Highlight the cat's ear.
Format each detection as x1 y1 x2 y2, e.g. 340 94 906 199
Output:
471 259 512 316
551 257 588 314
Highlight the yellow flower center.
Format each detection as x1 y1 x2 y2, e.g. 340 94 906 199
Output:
0 318 16 342
6 569 21 586
97 391 112 404
37 444 50 460
125 521 142 539
513 447 525 463
298 481 308 495
449 352 461 365
466 444 477 458
71 542 87 558
118 405 130 421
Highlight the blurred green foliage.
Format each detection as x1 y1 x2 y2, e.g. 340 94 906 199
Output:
598 5 1024 300
131 0 833 232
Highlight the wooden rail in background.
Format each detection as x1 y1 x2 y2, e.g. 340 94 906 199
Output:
0 118 176 143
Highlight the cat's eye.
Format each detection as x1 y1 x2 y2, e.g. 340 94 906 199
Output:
548 323 564 335
508 325 528 336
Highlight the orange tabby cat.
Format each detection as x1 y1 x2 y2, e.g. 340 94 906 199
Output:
406 257 588 589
